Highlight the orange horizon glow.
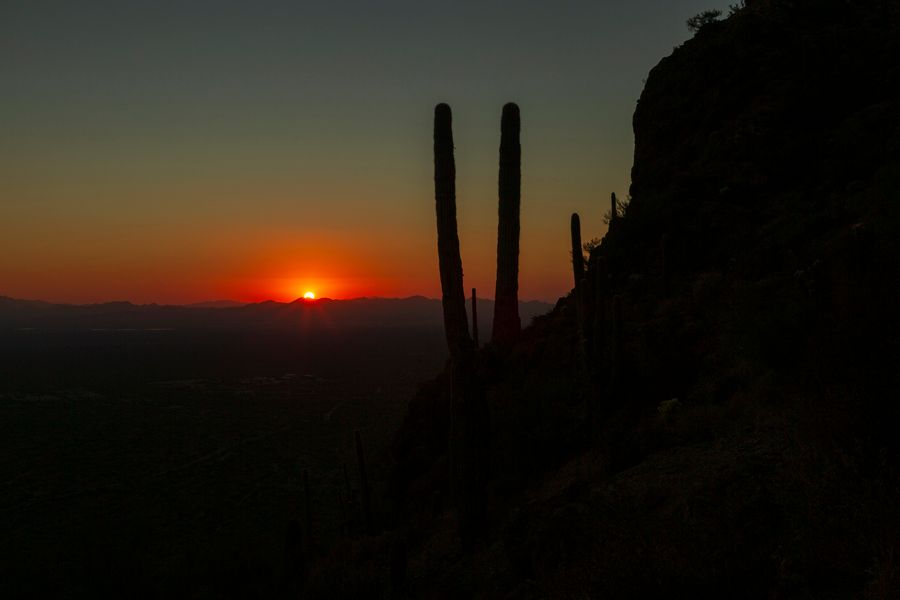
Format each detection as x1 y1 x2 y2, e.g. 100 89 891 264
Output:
1 168 587 306
0 237 576 306
0 268 570 305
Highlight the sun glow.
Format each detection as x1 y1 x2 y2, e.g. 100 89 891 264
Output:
303 291 316 300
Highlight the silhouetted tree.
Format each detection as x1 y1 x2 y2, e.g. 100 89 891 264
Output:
602 193 628 225
583 237 602 263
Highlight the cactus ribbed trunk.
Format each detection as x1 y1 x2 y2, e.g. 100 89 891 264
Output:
571 213 584 289
571 213 589 372
433 103 485 548
434 104 472 362
592 255 609 350
492 102 521 343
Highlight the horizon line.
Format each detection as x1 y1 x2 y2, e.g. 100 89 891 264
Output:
0 294 559 308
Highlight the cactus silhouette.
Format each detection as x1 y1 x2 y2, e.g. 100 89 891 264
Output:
471 288 480 348
592 255 609 351
355 430 372 534
492 102 522 343
570 213 592 372
610 192 619 224
432 103 486 548
610 294 623 394
433 103 472 360
571 213 584 289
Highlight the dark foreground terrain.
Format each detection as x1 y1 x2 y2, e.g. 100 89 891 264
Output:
0 326 446 598
0 297 551 597
0 296 550 598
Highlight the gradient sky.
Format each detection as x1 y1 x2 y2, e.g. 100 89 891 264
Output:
1 0 734 304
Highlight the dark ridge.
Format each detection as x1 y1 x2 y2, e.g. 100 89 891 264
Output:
306 2 900 598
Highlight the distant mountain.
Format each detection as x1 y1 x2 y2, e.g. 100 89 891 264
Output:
185 300 247 309
0 295 553 333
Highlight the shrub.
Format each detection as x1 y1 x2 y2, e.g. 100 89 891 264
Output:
687 9 722 34
602 195 630 225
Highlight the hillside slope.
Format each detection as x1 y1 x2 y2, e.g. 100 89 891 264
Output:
308 2 900 598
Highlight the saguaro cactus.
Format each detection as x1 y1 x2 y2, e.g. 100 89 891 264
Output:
592 255 609 347
571 213 584 289
492 102 522 343
571 213 590 371
433 103 486 548
471 288 480 348
434 103 472 361
610 192 619 224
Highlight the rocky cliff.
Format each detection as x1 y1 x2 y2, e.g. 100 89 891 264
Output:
308 2 900 597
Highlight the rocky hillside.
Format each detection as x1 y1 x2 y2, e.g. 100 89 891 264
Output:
306 2 900 597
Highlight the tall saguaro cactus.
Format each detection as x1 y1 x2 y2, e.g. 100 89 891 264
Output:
492 102 522 343
433 103 485 548
434 103 472 360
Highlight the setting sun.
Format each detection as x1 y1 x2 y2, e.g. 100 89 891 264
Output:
303 291 316 300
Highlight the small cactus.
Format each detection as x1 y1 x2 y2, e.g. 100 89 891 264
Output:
355 430 372 534
571 213 589 366
660 233 671 292
390 536 408 597
610 295 624 393
578 276 591 370
303 468 312 550
592 255 609 353
337 486 348 536
471 288 480 348
283 519 306 591
571 213 584 290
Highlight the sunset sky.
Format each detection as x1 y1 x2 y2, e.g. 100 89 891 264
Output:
2 0 734 304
